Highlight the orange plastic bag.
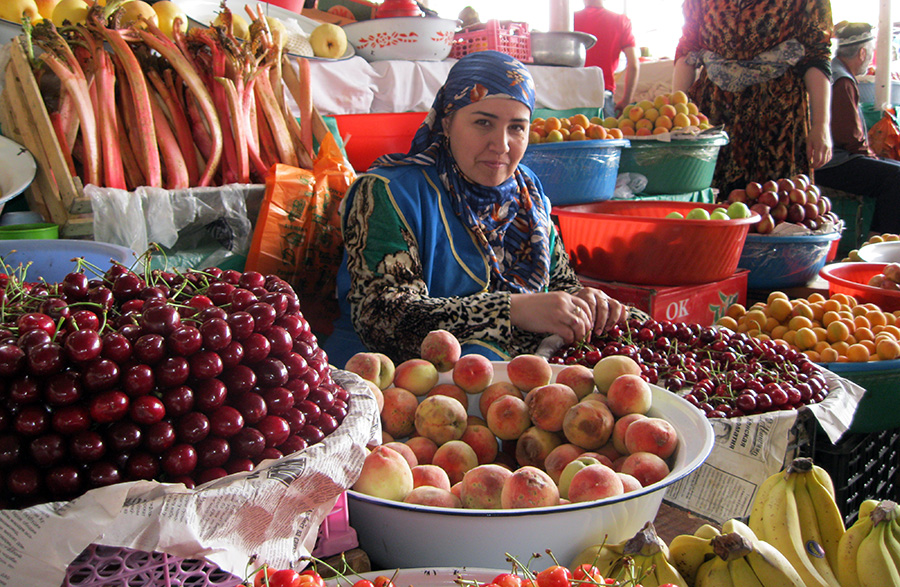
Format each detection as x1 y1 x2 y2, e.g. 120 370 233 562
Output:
867 107 900 161
245 133 356 336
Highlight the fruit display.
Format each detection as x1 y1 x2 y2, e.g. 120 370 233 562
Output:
665 202 752 221
529 113 625 144
549 315 829 419
842 232 900 262
836 499 900 586
718 290 900 363
747 457 845 587
724 175 839 234
344 331 685 509
0 260 348 508
613 91 711 137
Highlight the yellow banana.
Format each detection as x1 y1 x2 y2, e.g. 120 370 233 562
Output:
649 550 688 587
884 507 900 578
856 515 900 587
569 541 625 574
744 538 806 587
669 533 715 585
721 518 757 544
792 473 840 585
758 472 833 587
803 464 846 571
727 555 764 587
858 499 879 520
835 504 874 587
696 555 734 587
748 469 784 536
695 523 723 540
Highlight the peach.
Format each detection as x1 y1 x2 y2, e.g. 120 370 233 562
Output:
580 392 608 405
606 374 652 417
493 451 517 471
619 451 671 487
344 352 382 386
591 440 625 464
365 380 385 412
411 464 452 491
567 463 625 502
543 443 585 484
352 445 414 501
414 395 468 445
405 436 438 465
562 400 614 450
479 381 523 418
556 364 596 399
500 465 559 509
371 353 395 389
485 394 531 441
383 441 418 469
524 383 577 432
612 413 648 455
611 455 627 472
431 439 479 485
617 472 643 493
427 383 469 412
506 354 553 392
381 387 419 438
460 463 512 509
592 355 642 393
403 486 461 508
419 329 462 373
393 358 440 397
467 414 487 427
460 424 499 465
557 455 601 499
450 481 463 500
514 425 563 469
623 417 679 459
452 354 494 394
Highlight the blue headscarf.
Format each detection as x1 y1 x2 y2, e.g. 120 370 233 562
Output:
371 51 552 295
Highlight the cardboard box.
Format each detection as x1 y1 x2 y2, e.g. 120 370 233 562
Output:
578 270 749 326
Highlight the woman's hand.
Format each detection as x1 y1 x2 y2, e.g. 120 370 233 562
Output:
509 289 628 344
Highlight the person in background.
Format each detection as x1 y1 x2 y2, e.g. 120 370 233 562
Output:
815 23 900 235
573 0 640 118
323 51 628 367
671 0 833 196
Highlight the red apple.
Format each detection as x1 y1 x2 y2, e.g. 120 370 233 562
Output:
771 203 789 223
777 177 796 193
803 202 819 221
745 182 763 199
788 188 807 206
762 180 779 193
750 202 771 217
758 191 779 209
727 188 747 203
755 213 775 234
786 202 805 224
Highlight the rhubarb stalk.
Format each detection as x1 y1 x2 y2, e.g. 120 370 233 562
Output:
148 69 201 186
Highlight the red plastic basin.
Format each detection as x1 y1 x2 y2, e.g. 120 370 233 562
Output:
819 262 900 311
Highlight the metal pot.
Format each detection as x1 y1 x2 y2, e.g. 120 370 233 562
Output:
530 31 597 67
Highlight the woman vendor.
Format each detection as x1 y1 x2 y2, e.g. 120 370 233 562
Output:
323 51 628 367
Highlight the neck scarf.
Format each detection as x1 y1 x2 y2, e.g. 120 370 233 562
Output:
371 51 552 294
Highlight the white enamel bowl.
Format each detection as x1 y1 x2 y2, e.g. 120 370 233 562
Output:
347 362 714 571
857 240 900 264
0 135 37 210
341 16 458 62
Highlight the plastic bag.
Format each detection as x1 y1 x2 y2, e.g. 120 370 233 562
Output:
245 133 355 337
867 107 900 161
613 172 649 199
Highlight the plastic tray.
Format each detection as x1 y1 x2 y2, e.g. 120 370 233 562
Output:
449 20 532 63
64 544 242 587
553 200 758 286
312 491 358 558
521 139 629 206
819 262 900 312
739 232 842 290
616 133 729 195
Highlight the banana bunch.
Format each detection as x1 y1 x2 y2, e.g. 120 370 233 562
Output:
836 499 900 586
670 519 805 586
569 521 687 587
747 457 844 587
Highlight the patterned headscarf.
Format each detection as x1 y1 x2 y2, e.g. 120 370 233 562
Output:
371 51 552 294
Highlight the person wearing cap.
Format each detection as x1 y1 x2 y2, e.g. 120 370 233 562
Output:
814 22 900 235
323 51 629 366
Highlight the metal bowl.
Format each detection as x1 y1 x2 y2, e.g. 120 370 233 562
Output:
530 31 597 67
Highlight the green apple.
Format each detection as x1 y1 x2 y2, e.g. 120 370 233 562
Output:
665 211 684 219
558 456 601 499
710 208 730 220
685 207 711 220
726 201 753 219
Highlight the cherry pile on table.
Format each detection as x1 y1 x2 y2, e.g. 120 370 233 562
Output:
0 262 347 508
550 317 829 420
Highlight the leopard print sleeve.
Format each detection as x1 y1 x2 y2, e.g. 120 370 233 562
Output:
343 175 520 363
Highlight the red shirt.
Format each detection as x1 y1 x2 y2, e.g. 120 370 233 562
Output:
573 6 636 93
831 76 874 157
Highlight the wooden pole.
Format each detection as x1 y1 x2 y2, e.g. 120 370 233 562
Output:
874 0 893 110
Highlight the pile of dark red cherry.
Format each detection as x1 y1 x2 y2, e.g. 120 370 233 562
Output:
0 262 347 508
549 317 829 421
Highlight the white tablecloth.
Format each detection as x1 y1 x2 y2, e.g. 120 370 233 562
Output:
304 56 607 115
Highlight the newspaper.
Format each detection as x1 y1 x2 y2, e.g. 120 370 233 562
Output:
662 367 865 524
0 370 381 587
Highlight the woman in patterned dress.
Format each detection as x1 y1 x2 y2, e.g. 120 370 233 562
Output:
671 0 834 196
323 51 628 367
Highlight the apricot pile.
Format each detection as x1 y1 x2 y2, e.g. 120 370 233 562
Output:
613 91 711 137
717 291 900 363
842 233 900 262
528 113 624 144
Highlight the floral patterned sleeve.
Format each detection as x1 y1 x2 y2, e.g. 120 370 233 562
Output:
794 0 833 78
674 0 701 62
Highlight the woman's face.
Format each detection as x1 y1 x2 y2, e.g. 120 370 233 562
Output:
443 98 531 187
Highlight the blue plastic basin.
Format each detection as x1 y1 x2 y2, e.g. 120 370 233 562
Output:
0 239 138 283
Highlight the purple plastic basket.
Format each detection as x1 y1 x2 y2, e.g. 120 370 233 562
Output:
64 544 243 587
